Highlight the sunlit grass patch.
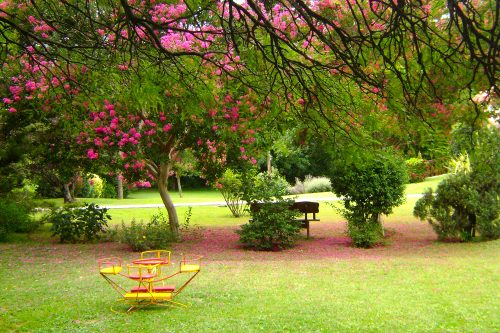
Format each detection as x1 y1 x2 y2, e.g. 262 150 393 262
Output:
0 239 498 332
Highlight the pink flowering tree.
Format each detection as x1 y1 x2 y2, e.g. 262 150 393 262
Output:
0 51 97 201
1 0 497 230
2 0 494 157
0 1 495 120
75 63 268 238
0 0 276 238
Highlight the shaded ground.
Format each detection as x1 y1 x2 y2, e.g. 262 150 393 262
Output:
171 221 439 261
3 221 446 264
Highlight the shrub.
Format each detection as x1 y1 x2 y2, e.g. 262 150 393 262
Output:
0 199 34 241
49 203 110 243
414 127 499 241
8 179 39 206
414 176 477 241
344 210 385 248
414 173 499 241
100 224 120 242
405 156 428 183
78 174 105 198
288 178 305 195
330 152 408 248
179 206 203 240
237 200 301 250
101 181 117 198
120 211 175 251
289 175 332 194
447 153 471 174
217 169 249 217
12 214 39 234
242 171 290 203
237 171 300 250
2 181 41 235
303 175 332 193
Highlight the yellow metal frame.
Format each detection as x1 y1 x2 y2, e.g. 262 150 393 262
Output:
97 251 202 313
151 255 202 297
140 250 171 262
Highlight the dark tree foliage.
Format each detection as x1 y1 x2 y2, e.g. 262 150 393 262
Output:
0 1 497 202
0 1 496 118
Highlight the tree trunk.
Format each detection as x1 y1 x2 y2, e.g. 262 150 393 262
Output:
116 174 123 200
176 173 183 198
467 212 477 239
267 152 272 175
63 183 75 203
158 162 180 240
69 182 75 200
377 214 385 237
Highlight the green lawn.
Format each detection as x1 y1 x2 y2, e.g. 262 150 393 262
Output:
38 188 225 207
0 240 498 332
404 174 447 195
107 202 347 227
39 174 447 226
2 174 499 332
39 174 447 207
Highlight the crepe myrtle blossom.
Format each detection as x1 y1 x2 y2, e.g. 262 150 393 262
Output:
135 180 152 188
87 149 99 159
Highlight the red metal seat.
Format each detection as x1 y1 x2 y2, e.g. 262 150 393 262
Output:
130 285 176 293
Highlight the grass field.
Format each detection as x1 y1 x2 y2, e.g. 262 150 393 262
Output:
38 174 446 206
1 236 498 332
2 174 498 332
38 174 446 226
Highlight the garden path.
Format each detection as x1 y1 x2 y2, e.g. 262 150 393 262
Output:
101 194 424 209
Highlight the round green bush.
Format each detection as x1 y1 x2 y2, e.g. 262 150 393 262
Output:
237 171 300 250
330 152 408 248
120 211 175 251
405 157 428 183
49 203 110 243
414 127 499 241
0 199 33 241
237 200 301 250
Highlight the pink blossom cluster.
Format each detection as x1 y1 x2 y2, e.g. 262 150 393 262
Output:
78 100 182 182
87 149 99 159
91 0 219 54
78 87 264 186
0 1 27 18
208 92 261 165
134 180 152 188
2 54 80 113
0 1 12 12
220 1 300 40
150 0 187 21
212 53 241 75
160 32 194 51
28 15 55 39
